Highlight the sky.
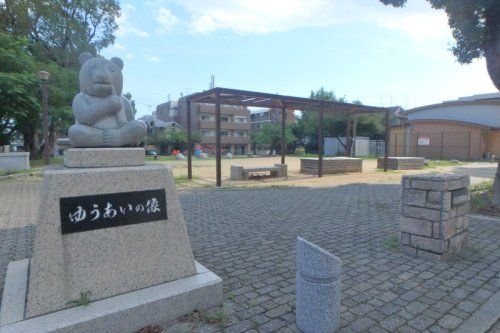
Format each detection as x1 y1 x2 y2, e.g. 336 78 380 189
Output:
100 0 497 118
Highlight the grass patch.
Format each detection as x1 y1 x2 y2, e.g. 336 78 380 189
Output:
67 290 92 307
470 180 494 211
185 307 230 328
0 157 62 177
174 175 198 185
384 235 400 251
424 160 464 169
30 157 63 168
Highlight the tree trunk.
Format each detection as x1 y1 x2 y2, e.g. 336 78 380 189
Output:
23 125 40 160
48 129 56 156
345 117 352 157
492 161 500 210
485 40 500 91
485 40 500 210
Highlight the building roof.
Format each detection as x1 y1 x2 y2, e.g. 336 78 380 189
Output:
138 115 183 129
401 93 500 129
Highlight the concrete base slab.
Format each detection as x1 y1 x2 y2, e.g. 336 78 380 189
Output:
64 148 145 168
0 260 223 333
0 259 29 325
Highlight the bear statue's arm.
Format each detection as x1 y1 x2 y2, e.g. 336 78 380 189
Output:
122 96 135 121
72 93 122 126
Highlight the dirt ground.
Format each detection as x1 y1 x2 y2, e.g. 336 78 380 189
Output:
150 157 497 190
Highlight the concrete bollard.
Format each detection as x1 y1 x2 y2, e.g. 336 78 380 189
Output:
296 237 341 333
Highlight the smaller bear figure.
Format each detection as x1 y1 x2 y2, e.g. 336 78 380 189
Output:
68 52 146 147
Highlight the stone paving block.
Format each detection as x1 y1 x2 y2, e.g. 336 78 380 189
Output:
410 235 447 253
0 182 498 332
427 191 451 210
402 205 441 222
403 189 427 207
400 217 433 237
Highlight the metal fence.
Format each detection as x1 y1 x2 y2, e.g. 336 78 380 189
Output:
369 140 385 157
390 132 472 160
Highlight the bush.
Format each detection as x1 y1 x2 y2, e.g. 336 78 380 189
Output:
295 147 305 156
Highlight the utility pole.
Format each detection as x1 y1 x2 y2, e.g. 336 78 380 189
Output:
38 71 50 165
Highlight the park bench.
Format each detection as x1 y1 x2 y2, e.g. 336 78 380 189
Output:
230 164 287 180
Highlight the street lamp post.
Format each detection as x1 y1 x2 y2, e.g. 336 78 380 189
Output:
37 71 50 165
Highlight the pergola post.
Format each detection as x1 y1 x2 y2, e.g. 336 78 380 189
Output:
384 109 390 172
215 91 222 187
281 106 286 164
186 99 192 179
318 110 324 177
352 115 357 157
346 115 351 157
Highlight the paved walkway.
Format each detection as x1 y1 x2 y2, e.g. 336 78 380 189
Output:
0 180 499 332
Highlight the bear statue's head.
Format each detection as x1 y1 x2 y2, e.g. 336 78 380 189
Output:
78 52 124 97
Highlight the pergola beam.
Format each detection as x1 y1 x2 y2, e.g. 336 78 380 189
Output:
184 87 394 187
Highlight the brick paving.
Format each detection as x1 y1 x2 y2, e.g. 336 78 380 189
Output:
0 180 499 332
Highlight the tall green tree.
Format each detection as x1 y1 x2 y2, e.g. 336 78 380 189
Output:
0 33 39 148
252 123 296 155
379 0 500 209
296 88 385 153
145 129 202 153
1 0 120 68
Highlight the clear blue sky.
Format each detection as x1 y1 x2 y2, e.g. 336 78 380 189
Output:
101 0 497 117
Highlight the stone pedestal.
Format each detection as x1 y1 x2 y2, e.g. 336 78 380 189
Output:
400 174 470 260
64 147 145 168
0 148 223 332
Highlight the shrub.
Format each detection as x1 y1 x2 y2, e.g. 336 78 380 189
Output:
295 147 305 156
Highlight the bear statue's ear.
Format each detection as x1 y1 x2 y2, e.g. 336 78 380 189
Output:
78 52 94 66
111 57 124 70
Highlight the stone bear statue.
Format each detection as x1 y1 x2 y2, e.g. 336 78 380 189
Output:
68 52 146 147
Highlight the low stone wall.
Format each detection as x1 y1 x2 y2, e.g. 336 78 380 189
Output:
230 164 287 180
300 157 362 174
377 157 425 170
0 152 30 171
400 174 469 260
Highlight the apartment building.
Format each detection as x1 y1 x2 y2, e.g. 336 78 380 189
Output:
250 108 296 131
156 99 251 155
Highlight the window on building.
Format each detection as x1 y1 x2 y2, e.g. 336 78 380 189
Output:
220 131 229 137
221 116 229 122
234 131 247 137
201 130 215 137
200 114 214 121
235 116 247 123
169 108 178 117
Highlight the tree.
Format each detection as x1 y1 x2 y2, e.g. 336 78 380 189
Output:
379 0 500 209
145 129 201 154
123 92 137 116
0 33 39 148
252 123 296 155
0 0 120 68
296 88 385 154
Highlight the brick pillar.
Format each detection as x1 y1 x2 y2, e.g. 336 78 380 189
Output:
400 174 470 260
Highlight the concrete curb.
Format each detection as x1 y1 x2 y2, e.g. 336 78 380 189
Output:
469 214 500 222
0 261 223 333
455 290 500 333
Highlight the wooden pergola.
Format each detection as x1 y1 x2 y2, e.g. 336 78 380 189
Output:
183 87 393 187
